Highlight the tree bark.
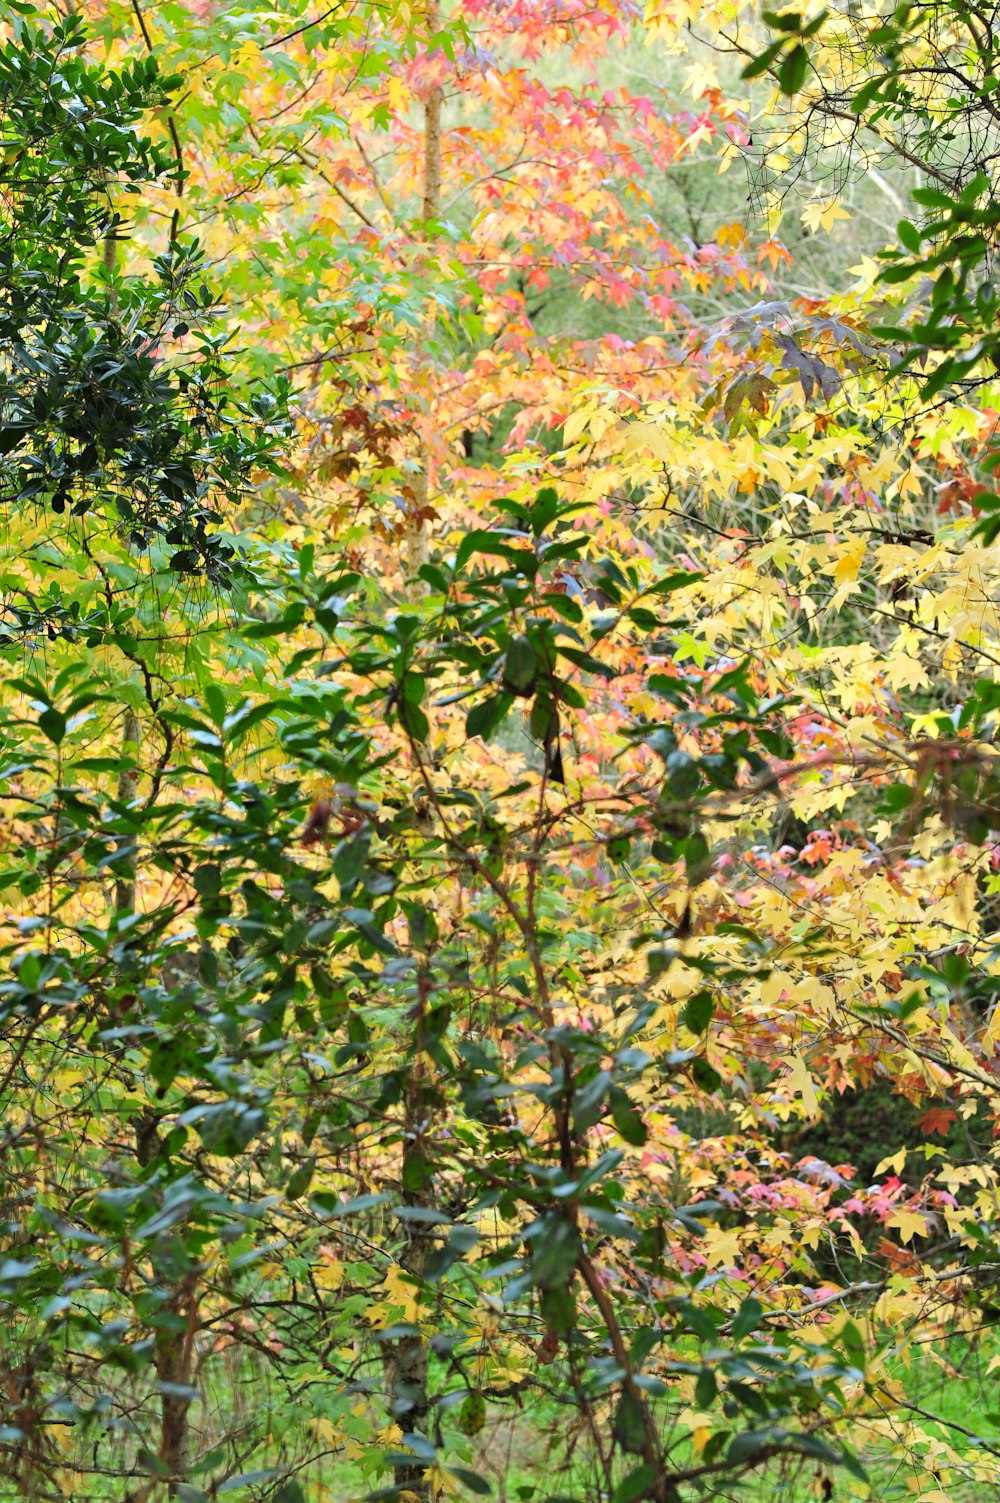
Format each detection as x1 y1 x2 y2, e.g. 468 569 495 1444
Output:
387 1064 433 1497
114 707 142 915
403 0 442 597
383 13 443 1494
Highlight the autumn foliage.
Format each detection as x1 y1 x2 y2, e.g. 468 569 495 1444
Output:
1 1 1000 1501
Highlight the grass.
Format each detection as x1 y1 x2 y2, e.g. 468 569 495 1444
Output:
290 1332 1000 1502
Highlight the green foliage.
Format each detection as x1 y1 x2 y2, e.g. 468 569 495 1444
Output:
0 474 857 1500
0 3 998 1501
746 0 1000 402
0 9 289 590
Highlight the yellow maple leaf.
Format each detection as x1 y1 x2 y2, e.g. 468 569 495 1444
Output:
779 1054 819 1119
313 1258 344 1291
381 1264 423 1321
832 537 866 585
717 221 747 249
888 1208 928 1244
686 61 720 99
801 197 851 235
701 1225 743 1268
563 402 598 445
875 1148 906 1178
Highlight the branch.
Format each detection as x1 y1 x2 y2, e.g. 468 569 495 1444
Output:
131 0 185 239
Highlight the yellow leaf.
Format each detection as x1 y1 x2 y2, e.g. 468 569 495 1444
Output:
717 222 747 249
888 1208 928 1244
874 1148 907 1178
801 197 852 235
563 403 597 445
380 1264 422 1322
701 1225 743 1268
779 1054 819 1119
832 536 866 585
686 61 719 99
314 1258 344 1291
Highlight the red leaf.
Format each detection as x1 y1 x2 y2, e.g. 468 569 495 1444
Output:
919 1105 956 1136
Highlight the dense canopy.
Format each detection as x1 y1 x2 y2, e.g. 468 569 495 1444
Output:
1 2 1000 1501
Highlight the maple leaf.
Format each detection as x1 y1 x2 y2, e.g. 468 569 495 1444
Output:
779 1054 820 1119
919 1105 957 1136
801 197 851 235
887 1209 929 1245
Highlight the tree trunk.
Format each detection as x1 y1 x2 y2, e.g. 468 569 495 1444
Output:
114 707 142 915
387 1065 433 1496
403 0 442 597
383 13 443 1493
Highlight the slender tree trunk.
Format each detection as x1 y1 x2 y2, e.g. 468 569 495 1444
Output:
103 233 143 921
386 949 435 1491
103 227 118 282
105 223 193 1503
153 1302 196 1498
388 1073 433 1495
403 0 442 596
382 14 444 1492
129 1126 197 1502
114 707 142 915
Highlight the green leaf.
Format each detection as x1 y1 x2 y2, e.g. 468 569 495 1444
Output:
778 42 808 93
742 37 786 79
851 74 887 113
192 864 221 898
677 1301 719 1341
456 1391 487 1437
447 1465 491 1495
531 1217 580 1289
285 1155 316 1202
762 8 801 31
727 1430 775 1464
466 694 511 741
502 635 537 695
683 831 711 882
38 708 66 745
877 783 913 815
731 1295 763 1341
684 992 714 1035
242 603 306 638
613 1465 658 1503
838 1318 866 1369
666 750 700 798
218 1471 280 1493
606 834 631 863
399 697 429 743
203 682 227 725
897 218 922 253
789 1432 841 1464
691 1057 722 1093
647 569 704 594
312 1191 391 1219
455 529 529 573
529 485 559 535
612 1392 647 1455
610 1086 647 1146
912 186 957 209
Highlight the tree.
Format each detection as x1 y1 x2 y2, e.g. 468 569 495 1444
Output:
0 9 285 587
3 2 1000 1502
